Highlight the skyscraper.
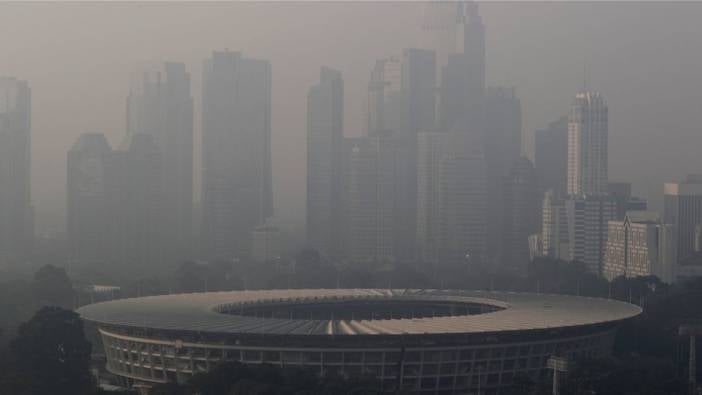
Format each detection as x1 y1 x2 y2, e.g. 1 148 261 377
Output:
664 175 702 263
67 133 112 268
347 132 396 263
541 189 570 261
0 77 32 267
603 211 675 283
438 2 485 135
431 2 487 266
367 57 401 134
416 131 449 265
567 92 608 196
306 67 344 260
395 48 436 262
127 62 194 262
201 50 273 262
107 134 165 275
437 129 487 265
503 157 539 275
484 86 522 265
566 196 617 275
535 116 568 196
607 181 647 220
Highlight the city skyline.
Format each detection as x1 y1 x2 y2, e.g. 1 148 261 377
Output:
2 2 701 233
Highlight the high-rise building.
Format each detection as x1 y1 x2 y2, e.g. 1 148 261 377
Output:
367 57 402 134
306 67 344 260
0 77 32 267
437 130 487 265
603 211 675 283
567 92 608 196
664 175 702 263
535 116 568 196
438 2 485 135
107 134 165 275
566 196 617 275
127 62 194 262
347 132 396 264
541 190 570 261
502 157 539 275
484 86 522 264
201 50 273 262
395 48 436 262
66 133 112 268
416 131 449 265
607 181 647 220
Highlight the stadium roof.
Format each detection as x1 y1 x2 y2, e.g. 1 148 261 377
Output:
77 289 641 336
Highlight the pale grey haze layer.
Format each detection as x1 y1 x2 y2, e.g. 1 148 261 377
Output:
1 2 701 234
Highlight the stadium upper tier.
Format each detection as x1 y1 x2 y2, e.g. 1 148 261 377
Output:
77 289 641 336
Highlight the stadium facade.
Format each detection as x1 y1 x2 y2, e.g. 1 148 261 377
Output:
78 289 641 394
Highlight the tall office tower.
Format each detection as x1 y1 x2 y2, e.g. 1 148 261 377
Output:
603 211 675 283
438 2 485 134
367 57 401 134
107 134 165 275
608 181 647 220
421 1 461 73
67 134 112 268
201 51 273 262
306 67 344 260
541 190 570 261
127 62 194 262
664 175 702 263
503 157 539 275
0 77 32 267
395 48 436 262
484 86 522 264
567 92 608 196
347 132 396 264
459 1 485 93
534 116 568 196
566 196 617 275
437 129 487 265
416 131 449 265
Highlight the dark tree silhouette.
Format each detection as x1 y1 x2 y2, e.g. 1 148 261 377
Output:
7 306 93 395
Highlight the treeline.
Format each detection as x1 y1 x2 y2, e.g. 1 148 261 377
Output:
0 306 134 395
0 264 74 345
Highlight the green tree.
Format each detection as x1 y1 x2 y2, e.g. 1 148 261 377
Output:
8 306 93 395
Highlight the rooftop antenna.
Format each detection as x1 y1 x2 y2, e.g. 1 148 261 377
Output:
583 61 591 93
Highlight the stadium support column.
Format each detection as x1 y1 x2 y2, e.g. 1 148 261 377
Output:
680 324 702 395
692 335 697 394
547 356 568 395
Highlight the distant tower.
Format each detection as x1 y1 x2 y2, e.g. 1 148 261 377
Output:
664 175 702 263
306 67 344 260
567 92 608 196
201 50 273 262
484 87 522 265
503 157 539 275
367 56 402 134
0 77 32 267
127 62 194 262
346 132 397 264
67 134 112 268
438 125 487 265
416 131 449 265
108 134 165 275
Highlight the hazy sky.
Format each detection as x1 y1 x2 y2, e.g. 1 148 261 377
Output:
2 2 702 234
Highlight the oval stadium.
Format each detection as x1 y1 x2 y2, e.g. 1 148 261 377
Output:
78 289 641 394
